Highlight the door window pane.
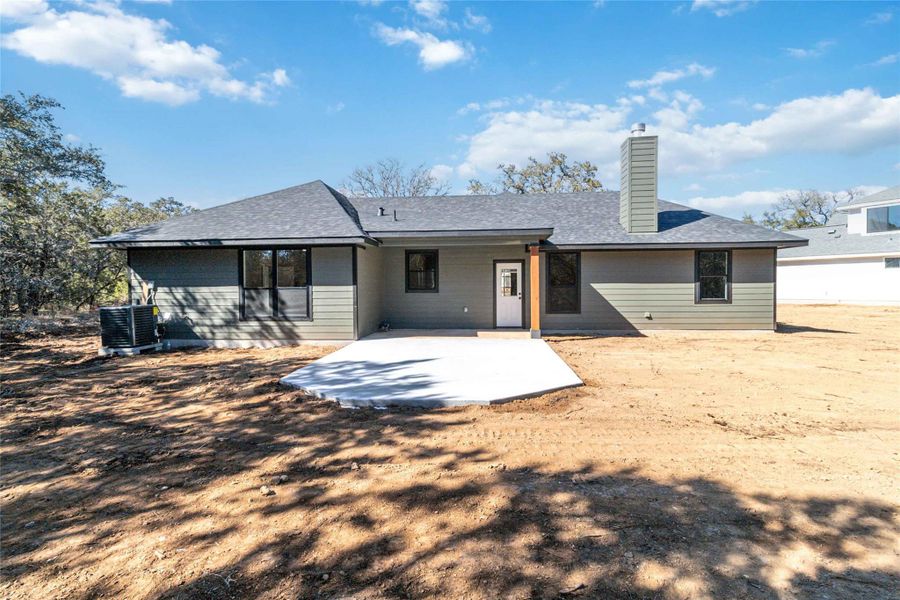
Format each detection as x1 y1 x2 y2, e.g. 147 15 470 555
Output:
243 250 272 288
501 269 517 296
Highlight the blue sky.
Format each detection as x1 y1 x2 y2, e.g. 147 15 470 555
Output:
2 0 899 217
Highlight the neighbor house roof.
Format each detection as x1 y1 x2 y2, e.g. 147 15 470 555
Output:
836 185 900 210
778 223 900 260
91 180 807 249
91 180 375 247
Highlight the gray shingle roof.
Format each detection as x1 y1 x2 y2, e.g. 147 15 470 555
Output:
91 180 371 246
349 192 804 247
92 180 806 248
839 185 900 208
778 223 900 259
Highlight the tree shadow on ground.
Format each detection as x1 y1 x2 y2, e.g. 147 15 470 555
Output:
776 322 853 335
1 334 897 600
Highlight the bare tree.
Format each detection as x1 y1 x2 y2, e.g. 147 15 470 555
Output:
744 188 862 230
343 158 450 197
467 152 603 195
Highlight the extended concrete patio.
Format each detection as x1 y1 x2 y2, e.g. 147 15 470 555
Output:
279 331 583 408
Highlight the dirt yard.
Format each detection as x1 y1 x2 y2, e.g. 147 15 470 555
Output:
2 305 898 599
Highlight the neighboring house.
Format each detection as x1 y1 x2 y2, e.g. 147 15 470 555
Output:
91 133 806 347
777 185 900 306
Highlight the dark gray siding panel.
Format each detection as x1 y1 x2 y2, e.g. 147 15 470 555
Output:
129 247 355 343
381 245 530 329
542 249 775 331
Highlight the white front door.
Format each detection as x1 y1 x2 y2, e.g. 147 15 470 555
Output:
495 262 523 328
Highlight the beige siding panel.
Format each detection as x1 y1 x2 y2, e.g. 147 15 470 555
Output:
130 247 355 343
541 249 775 331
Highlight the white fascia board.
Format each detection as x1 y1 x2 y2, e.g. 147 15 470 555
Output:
778 251 900 262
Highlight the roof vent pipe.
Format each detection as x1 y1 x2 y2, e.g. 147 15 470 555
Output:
631 122 646 136
393 209 398 222
377 207 385 217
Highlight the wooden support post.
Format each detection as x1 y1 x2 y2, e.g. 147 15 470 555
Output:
529 246 541 338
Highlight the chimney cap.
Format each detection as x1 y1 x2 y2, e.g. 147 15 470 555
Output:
631 123 646 136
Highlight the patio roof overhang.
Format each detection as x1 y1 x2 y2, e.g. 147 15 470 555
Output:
371 228 553 247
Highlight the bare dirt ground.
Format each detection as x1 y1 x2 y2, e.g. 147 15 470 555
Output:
2 305 898 600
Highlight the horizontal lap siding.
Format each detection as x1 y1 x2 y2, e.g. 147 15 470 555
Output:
129 247 355 342
381 245 530 329
356 246 384 337
542 249 775 331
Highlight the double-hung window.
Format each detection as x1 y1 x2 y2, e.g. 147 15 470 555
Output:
695 250 731 303
241 248 311 319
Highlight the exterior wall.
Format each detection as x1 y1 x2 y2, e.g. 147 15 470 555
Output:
129 246 355 345
541 249 776 331
356 245 384 337
777 257 900 305
846 208 865 235
379 245 531 329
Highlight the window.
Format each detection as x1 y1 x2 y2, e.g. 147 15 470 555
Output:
547 252 580 313
867 205 900 234
696 250 731 303
241 248 310 319
406 250 438 292
886 257 900 269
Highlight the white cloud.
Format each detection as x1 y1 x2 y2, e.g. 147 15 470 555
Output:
456 88 900 181
784 40 835 59
374 23 471 70
118 76 200 105
865 11 893 25
871 52 900 66
409 0 451 29
463 8 491 33
690 0 756 17
1 2 289 106
326 101 346 114
684 183 704 192
64 133 81 143
686 186 888 214
457 97 515 115
271 68 290 87
627 63 715 89
0 0 47 20
430 164 454 181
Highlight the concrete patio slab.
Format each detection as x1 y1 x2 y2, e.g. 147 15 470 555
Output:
279 335 582 408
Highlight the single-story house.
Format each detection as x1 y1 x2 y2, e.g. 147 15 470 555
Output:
777 185 900 306
91 133 807 347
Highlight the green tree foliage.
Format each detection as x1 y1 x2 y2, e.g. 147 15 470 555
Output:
742 189 861 231
467 152 603 195
1 93 193 316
